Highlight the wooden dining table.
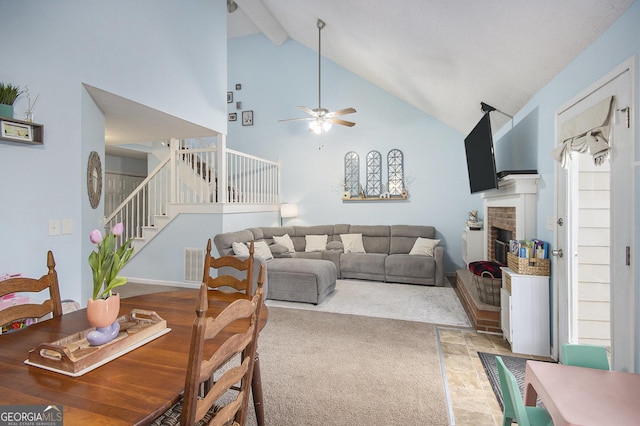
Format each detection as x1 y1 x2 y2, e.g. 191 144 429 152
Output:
0 289 268 425
524 360 640 426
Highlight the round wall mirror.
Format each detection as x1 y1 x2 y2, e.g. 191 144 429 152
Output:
87 151 102 209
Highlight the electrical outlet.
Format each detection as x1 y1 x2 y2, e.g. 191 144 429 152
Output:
48 219 61 236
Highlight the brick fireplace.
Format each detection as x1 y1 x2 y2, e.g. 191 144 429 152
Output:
487 207 516 263
456 173 540 333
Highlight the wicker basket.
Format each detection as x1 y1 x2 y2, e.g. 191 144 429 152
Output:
507 252 550 276
472 273 501 306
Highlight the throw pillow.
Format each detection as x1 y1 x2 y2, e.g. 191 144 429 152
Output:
269 243 289 256
232 242 249 256
409 237 441 256
254 240 274 260
273 234 295 253
305 234 328 252
340 233 366 253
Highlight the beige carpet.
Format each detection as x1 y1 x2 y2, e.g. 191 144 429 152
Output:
248 307 450 425
266 279 471 328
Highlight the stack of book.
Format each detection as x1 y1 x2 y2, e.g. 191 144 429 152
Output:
509 239 549 259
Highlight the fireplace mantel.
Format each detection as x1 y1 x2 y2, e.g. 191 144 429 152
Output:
481 174 540 260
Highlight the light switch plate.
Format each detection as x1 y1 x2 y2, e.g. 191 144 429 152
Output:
546 216 554 231
48 219 61 236
62 219 73 235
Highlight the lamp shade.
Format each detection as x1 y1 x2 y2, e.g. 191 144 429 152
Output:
280 203 298 218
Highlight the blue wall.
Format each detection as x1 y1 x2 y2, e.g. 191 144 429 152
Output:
0 0 227 304
1 0 639 340
227 35 481 272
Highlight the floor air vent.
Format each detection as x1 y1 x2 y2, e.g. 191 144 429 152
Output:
184 248 204 283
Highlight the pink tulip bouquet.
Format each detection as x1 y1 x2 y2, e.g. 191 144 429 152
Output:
88 222 134 300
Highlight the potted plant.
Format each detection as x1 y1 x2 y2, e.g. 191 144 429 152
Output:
0 83 22 119
86 222 134 345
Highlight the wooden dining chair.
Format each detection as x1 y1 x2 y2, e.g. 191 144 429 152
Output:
495 356 553 426
203 239 255 295
151 264 265 426
561 343 610 370
0 250 63 330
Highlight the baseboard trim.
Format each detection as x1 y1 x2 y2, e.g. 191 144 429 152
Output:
125 276 200 289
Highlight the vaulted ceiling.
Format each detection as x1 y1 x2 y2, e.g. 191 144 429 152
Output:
229 0 633 134
102 0 633 156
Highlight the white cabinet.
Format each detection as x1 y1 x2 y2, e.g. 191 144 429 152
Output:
500 267 550 357
462 229 483 266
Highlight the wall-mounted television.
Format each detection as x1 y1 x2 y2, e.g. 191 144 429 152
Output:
464 113 498 194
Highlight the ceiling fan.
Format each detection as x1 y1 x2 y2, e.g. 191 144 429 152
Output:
279 19 356 134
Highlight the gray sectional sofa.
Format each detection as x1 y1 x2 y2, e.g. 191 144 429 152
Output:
213 224 445 304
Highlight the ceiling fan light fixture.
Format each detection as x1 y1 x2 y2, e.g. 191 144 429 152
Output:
227 0 238 13
309 118 332 134
279 18 356 133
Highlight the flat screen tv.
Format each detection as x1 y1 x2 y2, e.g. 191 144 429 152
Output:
464 113 498 194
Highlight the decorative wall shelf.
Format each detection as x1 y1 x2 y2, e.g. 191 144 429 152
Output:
342 195 408 202
0 117 44 145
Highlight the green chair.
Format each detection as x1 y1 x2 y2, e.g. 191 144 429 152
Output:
561 343 610 370
495 356 553 426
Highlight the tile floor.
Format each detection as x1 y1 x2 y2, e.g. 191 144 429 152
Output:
437 327 552 426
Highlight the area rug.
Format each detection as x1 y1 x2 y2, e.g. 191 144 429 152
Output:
477 352 545 410
244 307 450 425
265 279 472 328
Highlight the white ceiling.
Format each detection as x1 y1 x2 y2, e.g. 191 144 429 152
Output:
229 0 633 133
101 0 633 156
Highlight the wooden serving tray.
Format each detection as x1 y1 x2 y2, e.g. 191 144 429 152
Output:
25 309 171 377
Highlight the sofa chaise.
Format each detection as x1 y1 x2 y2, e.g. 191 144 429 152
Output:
214 224 445 304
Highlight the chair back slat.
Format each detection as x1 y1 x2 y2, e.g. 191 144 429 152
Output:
561 343 609 370
203 239 255 294
0 251 62 329
179 264 265 426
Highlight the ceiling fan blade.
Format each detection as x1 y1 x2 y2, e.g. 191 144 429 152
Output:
296 106 318 116
278 117 314 123
328 118 356 127
326 107 356 117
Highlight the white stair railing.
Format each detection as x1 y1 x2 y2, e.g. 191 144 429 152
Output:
224 148 280 204
105 155 172 244
105 141 280 248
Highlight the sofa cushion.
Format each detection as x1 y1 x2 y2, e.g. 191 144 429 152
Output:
409 237 441 256
273 234 295 252
305 235 328 252
269 243 289 256
254 240 274 260
265 258 337 304
214 229 254 256
232 241 249 256
390 225 436 254
348 225 390 254
291 225 335 250
340 252 386 278
385 254 436 284
340 233 366 253
256 226 295 244
326 241 344 250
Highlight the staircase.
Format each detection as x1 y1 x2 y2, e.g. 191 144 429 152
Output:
105 137 281 254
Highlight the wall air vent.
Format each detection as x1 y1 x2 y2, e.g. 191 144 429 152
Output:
184 248 204 283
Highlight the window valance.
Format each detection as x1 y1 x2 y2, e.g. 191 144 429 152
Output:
551 96 614 168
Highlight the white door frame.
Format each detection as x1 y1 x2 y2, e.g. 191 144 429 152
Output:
552 56 636 369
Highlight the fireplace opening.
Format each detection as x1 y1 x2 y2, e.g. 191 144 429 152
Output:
493 228 513 265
